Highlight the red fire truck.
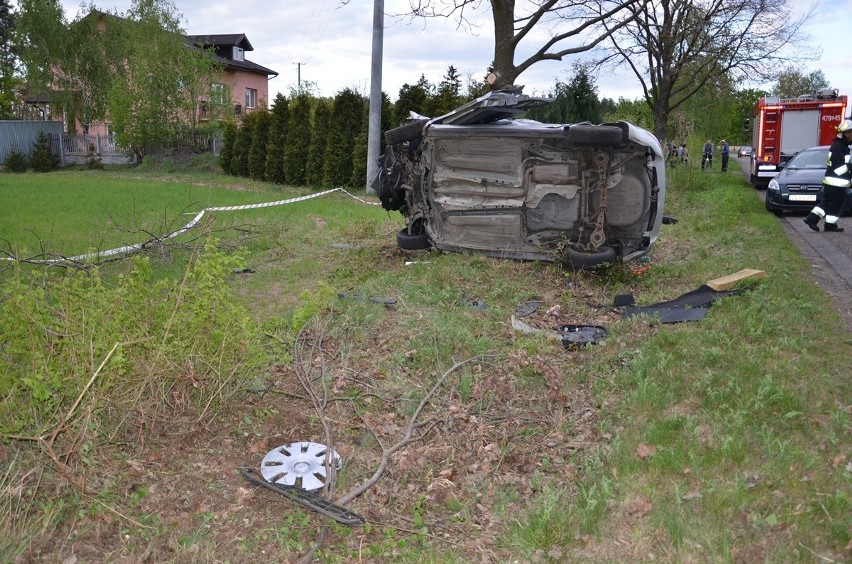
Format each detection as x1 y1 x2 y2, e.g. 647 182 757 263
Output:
749 89 848 189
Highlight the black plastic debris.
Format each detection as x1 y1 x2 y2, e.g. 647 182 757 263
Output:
336 293 397 305
515 300 542 317
620 284 743 323
556 324 608 348
662 216 679 225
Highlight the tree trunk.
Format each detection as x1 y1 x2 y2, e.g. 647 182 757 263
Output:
489 0 518 89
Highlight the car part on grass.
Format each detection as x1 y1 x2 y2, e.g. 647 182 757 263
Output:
514 300 542 317
510 315 561 340
619 284 744 323
260 442 341 491
239 467 365 526
556 324 608 348
374 88 667 269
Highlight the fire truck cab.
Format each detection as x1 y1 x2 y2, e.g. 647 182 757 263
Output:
750 89 848 189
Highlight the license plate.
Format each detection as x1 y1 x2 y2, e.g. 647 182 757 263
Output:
789 194 817 202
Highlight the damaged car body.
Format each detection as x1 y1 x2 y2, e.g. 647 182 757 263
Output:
373 89 666 269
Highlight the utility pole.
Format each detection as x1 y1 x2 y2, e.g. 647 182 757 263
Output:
366 0 383 195
293 61 305 92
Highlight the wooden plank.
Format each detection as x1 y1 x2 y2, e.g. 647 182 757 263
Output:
707 268 765 291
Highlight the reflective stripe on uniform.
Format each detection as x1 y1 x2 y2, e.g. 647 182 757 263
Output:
832 164 849 176
823 176 851 187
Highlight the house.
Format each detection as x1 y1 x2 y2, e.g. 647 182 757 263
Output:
186 34 278 123
27 11 278 139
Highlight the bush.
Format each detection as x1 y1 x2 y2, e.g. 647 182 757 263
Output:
86 143 104 170
30 131 60 172
3 146 28 172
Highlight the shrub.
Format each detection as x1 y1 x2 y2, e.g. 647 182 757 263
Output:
3 146 28 172
30 131 60 172
86 143 104 170
219 121 237 175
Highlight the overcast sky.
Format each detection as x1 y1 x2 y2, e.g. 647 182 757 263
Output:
56 0 851 109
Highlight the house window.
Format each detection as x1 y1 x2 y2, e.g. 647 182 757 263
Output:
245 88 257 109
232 46 244 61
210 83 226 105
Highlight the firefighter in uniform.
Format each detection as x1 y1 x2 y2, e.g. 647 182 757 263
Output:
804 119 852 232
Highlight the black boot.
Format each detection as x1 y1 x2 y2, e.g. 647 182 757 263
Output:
825 223 844 232
803 213 821 231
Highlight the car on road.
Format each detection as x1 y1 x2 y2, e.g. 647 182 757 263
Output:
738 146 753 157
374 89 667 269
765 145 852 215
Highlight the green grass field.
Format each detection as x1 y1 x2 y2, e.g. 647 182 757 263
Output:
0 164 849 562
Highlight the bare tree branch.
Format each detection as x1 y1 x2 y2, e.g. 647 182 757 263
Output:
598 0 816 139
385 0 645 89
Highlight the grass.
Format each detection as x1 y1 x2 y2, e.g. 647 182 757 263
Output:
0 161 849 561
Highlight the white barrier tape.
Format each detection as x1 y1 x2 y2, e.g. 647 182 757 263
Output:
3 187 382 265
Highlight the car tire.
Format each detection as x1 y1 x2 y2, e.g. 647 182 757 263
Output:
385 119 429 146
564 246 617 269
396 228 430 250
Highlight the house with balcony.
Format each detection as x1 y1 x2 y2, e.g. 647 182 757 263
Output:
186 34 278 123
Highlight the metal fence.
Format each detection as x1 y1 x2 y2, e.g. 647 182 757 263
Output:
0 120 64 164
2 120 223 165
62 133 121 155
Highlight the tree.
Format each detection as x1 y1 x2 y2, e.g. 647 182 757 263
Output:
17 0 219 155
30 130 59 172
382 0 643 90
307 98 332 186
526 66 601 124
284 92 312 185
265 93 288 183
0 0 18 118
599 0 814 140
107 0 220 156
394 75 432 125
772 68 830 99
434 65 463 115
323 88 365 186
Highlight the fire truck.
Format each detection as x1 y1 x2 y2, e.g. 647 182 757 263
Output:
749 89 848 189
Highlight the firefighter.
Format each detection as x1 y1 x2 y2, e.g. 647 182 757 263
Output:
803 119 852 232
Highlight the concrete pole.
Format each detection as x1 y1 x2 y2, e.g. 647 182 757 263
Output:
366 0 384 195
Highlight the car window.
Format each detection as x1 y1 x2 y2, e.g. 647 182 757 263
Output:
788 150 826 169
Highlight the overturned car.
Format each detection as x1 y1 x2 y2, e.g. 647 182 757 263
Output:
373 89 666 269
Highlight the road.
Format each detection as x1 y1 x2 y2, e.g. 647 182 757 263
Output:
736 155 852 331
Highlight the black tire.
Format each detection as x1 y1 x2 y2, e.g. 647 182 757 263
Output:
563 246 617 269
564 123 627 147
396 228 430 250
385 119 428 146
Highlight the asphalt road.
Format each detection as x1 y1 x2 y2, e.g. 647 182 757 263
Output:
735 155 852 331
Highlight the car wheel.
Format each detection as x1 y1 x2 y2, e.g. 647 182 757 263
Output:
385 119 429 146
396 228 430 250
563 246 617 269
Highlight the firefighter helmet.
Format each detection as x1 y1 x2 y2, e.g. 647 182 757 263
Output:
838 119 852 134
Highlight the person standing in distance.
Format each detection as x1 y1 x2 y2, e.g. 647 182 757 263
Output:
720 139 730 172
803 119 852 232
702 139 713 170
